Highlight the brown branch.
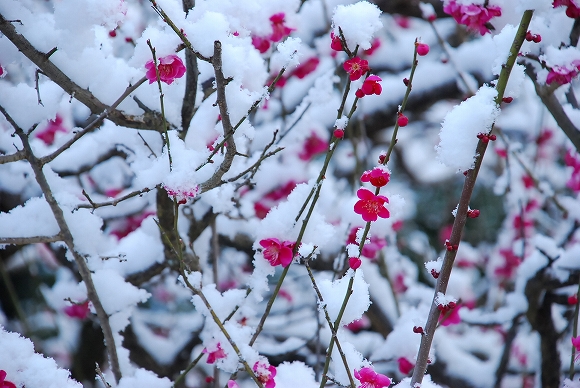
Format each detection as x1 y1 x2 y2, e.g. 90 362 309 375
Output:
0 150 26 164
532 80 580 153
0 234 63 245
55 148 129 177
0 14 162 131
198 41 238 193
39 77 149 166
0 107 123 383
76 187 154 210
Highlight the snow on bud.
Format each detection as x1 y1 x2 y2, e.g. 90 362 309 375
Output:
436 85 500 171
332 1 383 51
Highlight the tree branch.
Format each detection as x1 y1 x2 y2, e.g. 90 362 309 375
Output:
0 234 63 245
0 14 162 131
0 106 123 383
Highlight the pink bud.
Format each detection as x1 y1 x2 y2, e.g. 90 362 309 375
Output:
334 129 344 138
502 97 513 103
397 114 409 127
349 257 362 270
416 43 430 56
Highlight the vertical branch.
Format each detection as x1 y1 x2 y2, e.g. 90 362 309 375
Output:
410 10 533 386
199 41 238 192
6 115 122 382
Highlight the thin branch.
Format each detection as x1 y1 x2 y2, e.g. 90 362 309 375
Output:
4 111 122 382
0 234 63 245
76 186 154 210
410 10 533 386
198 41 238 193
55 148 129 177
0 14 161 131
0 149 26 164
39 76 149 166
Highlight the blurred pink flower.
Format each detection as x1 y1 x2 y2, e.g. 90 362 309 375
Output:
228 381 240 388
269 13 294 42
554 0 580 18
64 300 90 320
203 343 227 364
145 54 186 85
260 238 295 267
36 114 67 145
347 227 386 260
354 367 391 388
299 132 328 160
398 357 414 374
330 31 343 51
547 61 580 85
252 36 271 53
443 1 502 35
253 361 277 388
0 370 16 388
354 188 390 222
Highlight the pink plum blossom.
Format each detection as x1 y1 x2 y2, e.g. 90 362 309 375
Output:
64 300 90 319
355 75 382 98
299 132 328 160
343 57 369 81
443 1 502 35
354 188 390 222
360 167 390 188
253 360 277 388
36 114 67 145
397 357 414 374
259 238 295 267
203 343 227 364
145 54 186 85
0 371 16 388
354 367 391 388
269 13 294 42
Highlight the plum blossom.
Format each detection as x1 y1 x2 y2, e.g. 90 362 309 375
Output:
164 184 199 204
228 381 240 388
554 0 580 18
349 257 362 269
64 300 90 319
299 132 328 160
0 65 5 78
254 181 298 219
330 31 344 51
347 227 386 259
253 360 276 388
203 343 227 364
354 188 390 222
36 114 67 145
361 167 390 188
145 54 186 85
354 367 391 388
355 75 382 98
0 371 16 388
343 57 369 81
546 61 580 85
443 1 502 35
398 357 414 374
269 13 294 42
573 336 580 362
259 238 296 267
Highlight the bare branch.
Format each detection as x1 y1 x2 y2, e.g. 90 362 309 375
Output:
198 41 238 193
39 76 149 166
0 105 123 383
0 234 63 245
76 186 155 210
0 14 162 131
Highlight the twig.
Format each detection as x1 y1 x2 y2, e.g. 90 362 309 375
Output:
0 257 31 335
76 187 154 210
304 260 356 388
3 109 123 382
0 14 161 131
198 41 238 193
410 10 533 386
147 40 173 169
39 76 149 166
0 234 63 245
